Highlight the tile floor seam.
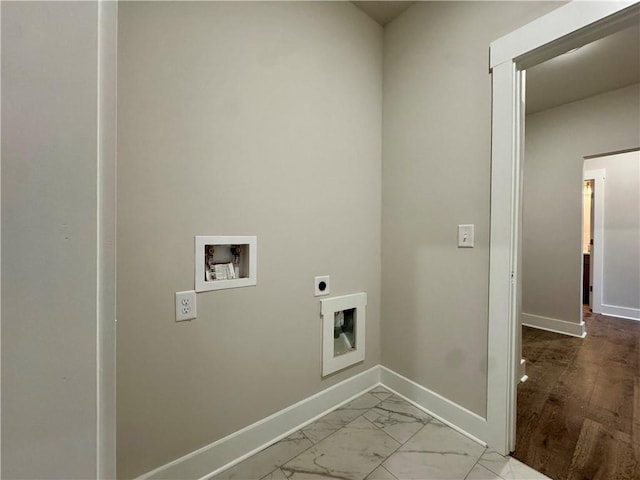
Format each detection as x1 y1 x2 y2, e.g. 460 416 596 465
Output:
360 402 411 441
380 464 398 480
378 386 487 447
281 393 399 480
259 467 282 480
473 462 509 480
275 431 323 469
298 392 383 443
462 447 488 480
396 415 435 446
281 416 400 480
275 401 386 476
298 430 314 445
364 394 436 445
358 414 405 456
325 413 402 478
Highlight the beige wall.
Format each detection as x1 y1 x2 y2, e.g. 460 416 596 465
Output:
381 1 562 416
9 2 614 477
1 1 116 477
523 84 640 324
116 2 382 478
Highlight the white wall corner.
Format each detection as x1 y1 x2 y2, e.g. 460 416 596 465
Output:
521 312 587 338
378 366 489 448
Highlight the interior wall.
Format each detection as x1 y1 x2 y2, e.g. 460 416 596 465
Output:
1 2 111 478
381 0 562 416
116 3 382 478
522 84 640 324
97 1 119 477
584 151 640 312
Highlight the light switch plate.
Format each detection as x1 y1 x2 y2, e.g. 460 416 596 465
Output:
458 224 475 248
175 290 197 321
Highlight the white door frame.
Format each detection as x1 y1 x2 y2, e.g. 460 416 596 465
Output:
487 0 640 455
583 169 605 316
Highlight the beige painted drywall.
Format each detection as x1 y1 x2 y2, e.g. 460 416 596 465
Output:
1 1 116 477
97 1 119 477
584 151 640 310
381 1 563 416
116 2 382 478
522 84 640 324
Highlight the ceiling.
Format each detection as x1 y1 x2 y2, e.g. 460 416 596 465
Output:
526 23 640 114
352 1 414 26
352 2 639 114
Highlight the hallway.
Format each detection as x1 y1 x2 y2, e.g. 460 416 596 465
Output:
513 311 639 479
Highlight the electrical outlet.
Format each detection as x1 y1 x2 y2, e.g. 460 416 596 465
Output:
314 275 330 297
175 290 197 321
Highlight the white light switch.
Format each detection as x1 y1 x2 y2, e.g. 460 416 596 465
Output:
458 224 474 248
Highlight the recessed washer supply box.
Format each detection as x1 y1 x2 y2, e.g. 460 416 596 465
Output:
195 236 257 292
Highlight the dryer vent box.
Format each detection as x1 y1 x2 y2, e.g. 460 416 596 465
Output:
320 292 367 377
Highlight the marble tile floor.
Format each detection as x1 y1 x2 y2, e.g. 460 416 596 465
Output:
211 387 550 480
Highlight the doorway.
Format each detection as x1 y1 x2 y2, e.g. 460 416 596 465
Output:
513 22 639 477
487 0 640 460
582 179 594 309
582 167 606 318
584 150 640 319
514 141 639 476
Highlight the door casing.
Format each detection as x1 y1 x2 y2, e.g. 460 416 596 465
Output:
487 0 640 454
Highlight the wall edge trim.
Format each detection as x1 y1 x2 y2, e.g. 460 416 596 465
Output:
521 312 587 338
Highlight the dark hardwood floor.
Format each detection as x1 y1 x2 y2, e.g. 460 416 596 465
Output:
512 308 639 480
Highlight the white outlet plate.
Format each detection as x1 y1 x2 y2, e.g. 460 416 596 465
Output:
175 290 197 321
314 276 330 297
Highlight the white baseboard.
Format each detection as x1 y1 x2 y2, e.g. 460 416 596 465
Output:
600 304 640 321
379 366 488 447
137 366 380 480
136 366 490 480
521 312 586 338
